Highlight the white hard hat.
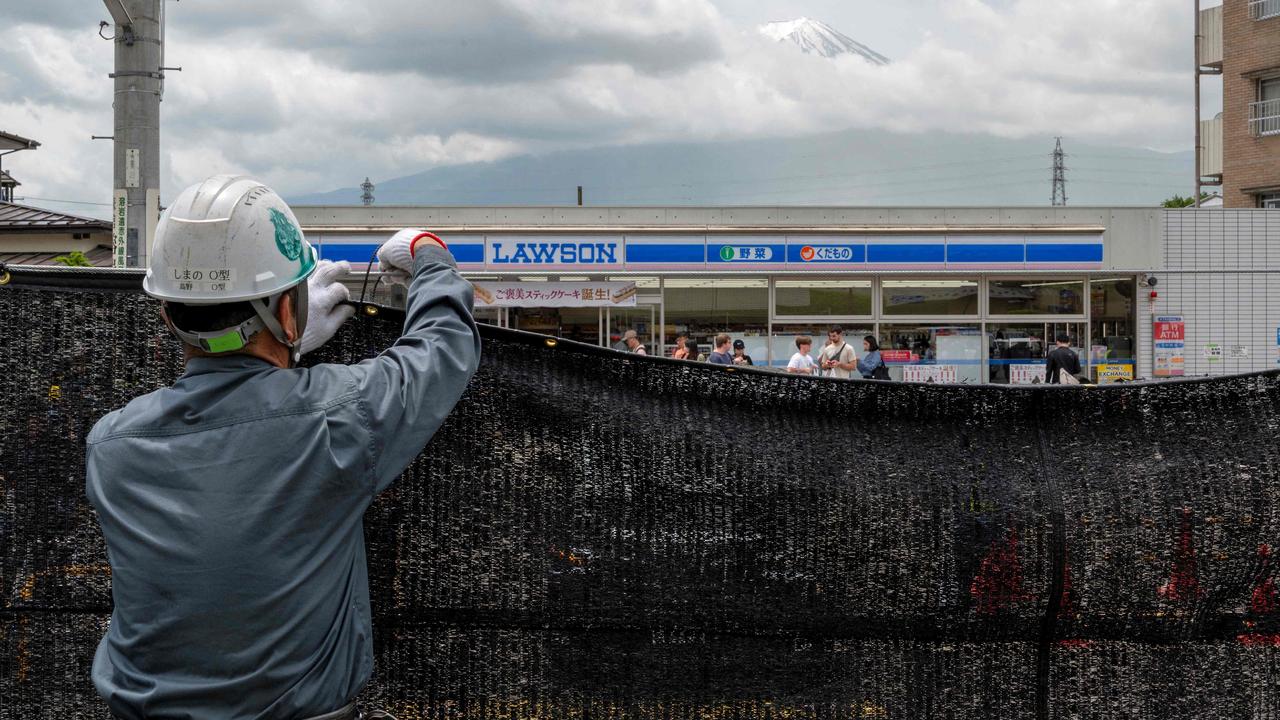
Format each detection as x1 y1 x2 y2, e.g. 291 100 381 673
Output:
144 175 317 360
145 175 316 303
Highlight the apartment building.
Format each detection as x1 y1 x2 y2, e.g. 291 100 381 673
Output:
1199 1 1280 208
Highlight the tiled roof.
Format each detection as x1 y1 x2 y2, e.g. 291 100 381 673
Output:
0 246 115 267
0 130 39 151
0 202 111 232
0 171 19 186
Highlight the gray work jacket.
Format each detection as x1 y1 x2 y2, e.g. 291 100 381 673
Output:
85 246 480 719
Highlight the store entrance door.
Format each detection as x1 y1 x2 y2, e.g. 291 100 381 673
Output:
608 304 658 354
988 321 1086 384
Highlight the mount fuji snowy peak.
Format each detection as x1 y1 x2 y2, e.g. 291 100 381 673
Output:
759 17 889 65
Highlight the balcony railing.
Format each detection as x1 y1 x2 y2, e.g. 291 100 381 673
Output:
1251 99 1280 137
1251 0 1280 20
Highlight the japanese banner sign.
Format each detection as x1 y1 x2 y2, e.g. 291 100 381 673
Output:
901 365 959 384
1009 364 1047 385
472 281 637 308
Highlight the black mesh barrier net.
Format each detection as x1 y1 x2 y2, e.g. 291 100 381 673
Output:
3 267 1280 719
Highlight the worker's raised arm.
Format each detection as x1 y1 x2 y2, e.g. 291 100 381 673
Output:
348 230 482 492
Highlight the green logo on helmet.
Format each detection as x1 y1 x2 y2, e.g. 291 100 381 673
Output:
269 208 303 261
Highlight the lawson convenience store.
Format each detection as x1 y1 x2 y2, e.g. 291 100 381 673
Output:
296 205 1146 385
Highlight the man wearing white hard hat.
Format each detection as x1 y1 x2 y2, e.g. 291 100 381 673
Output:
84 175 481 719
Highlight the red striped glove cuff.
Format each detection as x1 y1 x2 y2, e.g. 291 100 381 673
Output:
409 231 448 258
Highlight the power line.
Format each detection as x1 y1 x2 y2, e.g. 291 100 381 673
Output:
13 195 112 207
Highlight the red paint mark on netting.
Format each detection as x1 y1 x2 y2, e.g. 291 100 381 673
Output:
1158 508 1202 603
970 527 1029 614
1251 544 1277 615
1237 633 1280 647
1056 639 1093 648
1058 552 1076 619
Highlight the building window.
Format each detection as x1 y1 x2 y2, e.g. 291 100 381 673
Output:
988 278 1085 316
881 279 979 316
774 279 872 317
770 323 873 370
1088 278 1136 383
1252 77 1280 137
1260 193 1280 209
987 322 1085 385
879 324 983 384
1250 0 1280 21
664 278 768 363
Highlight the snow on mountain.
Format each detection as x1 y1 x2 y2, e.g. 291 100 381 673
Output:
759 17 889 65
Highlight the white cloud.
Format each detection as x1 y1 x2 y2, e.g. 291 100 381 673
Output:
0 0 1193 214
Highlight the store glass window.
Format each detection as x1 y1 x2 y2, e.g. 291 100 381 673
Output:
1089 277 1137 383
880 324 983 384
771 324 873 370
511 307 601 345
881 279 979 316
988 322 1085 384
664 278 768 364
988 279 1085 315
775 280 873 317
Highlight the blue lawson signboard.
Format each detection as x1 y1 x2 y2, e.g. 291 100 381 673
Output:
310 233 1104 273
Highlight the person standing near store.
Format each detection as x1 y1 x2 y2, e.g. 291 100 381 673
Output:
731 339 754 366
857 335 890 380
1045 333 1081 384
623 329 647 355
787 336 818 375
685 340 703 362
708 334 734 365
671 333 690 360
819 326 857 379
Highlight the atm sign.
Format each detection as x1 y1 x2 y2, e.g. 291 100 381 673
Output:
799 245 857 262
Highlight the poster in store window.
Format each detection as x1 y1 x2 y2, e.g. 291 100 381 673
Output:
1009 364 1046 385
1152 315 1185 377
901 365 958 384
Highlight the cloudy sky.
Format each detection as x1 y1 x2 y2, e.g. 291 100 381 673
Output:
0 0 1208 213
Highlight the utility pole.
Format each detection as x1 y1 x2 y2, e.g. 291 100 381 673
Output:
361 177 375 206
103 0 164 268
1051 137 1068 207
1194 0 1202 207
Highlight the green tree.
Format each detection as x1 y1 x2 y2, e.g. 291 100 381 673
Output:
52 250 93 267
1161 192 1212 208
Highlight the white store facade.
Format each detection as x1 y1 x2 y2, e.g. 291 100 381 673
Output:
293 205 1280 384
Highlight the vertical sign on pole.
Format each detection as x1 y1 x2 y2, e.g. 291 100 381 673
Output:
124 149 140 188
112 190 128 269
1152 315 1185 377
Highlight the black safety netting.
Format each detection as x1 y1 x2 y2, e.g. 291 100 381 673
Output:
2 267 1280 719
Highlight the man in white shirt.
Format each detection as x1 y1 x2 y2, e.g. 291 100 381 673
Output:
787 336 817 375
819 326 857 379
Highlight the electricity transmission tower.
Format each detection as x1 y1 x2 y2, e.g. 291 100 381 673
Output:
1051 137 1068 206
361 177 375 206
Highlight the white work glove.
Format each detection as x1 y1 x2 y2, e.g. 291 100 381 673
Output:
376 228 448 287
376 228 422 288
298 260 356 355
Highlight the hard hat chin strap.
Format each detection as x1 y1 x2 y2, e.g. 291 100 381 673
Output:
249 281 308 364
170 282 309 364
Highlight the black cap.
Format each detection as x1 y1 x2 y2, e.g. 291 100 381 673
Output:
733 339 745 349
